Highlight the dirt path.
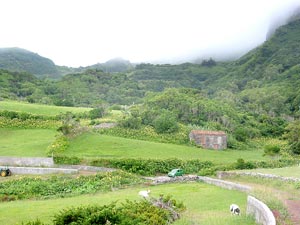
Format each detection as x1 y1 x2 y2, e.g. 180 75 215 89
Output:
284 199 300 225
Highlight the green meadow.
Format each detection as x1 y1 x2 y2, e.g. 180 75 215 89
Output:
0 128 56 156
242 166 300 178
0 100 91 116
0 182 255 225
65 132 266 163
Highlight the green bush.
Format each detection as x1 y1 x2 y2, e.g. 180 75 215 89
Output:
235 158 255 169
90 158 213 176
264 144 280 156
47 135 69 156
153 111 179 134
24 195 184 224
119 116 142 129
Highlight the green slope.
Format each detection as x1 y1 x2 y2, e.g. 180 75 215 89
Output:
0 47 60 78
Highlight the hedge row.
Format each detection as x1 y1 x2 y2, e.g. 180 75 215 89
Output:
54 156 299 176
0 117 60 129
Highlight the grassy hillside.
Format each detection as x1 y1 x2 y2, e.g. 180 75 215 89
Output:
64 133 266 163
0 129 56 156
0 182 254 225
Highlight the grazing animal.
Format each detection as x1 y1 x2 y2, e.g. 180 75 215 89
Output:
138 190 150 198
230 204 240 215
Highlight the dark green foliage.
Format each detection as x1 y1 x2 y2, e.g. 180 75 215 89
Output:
201 58 217 67
283 120 300 154
89 107 106 119
264 145 280 156
52 197 182 225
153 111 179 133
90 158 213 176
235 158 255 170
24 196 184 225
0 171 141 202
0 48 59 78
119 116 142 129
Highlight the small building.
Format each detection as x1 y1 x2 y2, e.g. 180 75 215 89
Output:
189 130 227 150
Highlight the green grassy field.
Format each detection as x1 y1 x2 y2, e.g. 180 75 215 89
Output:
65 132 266 163
242 166 300 178
0 182 255 225
0 128 56 156
0 100 91 116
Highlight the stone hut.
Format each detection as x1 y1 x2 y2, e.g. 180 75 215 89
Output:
189 130 227 150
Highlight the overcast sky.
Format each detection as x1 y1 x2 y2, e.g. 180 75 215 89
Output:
0 0 299 67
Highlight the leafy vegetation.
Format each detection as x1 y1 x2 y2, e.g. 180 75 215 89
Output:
0 171 141 201
32 195 184 225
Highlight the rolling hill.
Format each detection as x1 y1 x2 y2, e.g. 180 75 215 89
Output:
0 48 60 79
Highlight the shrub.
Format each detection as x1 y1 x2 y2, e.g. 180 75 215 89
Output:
90 158 213 176
89 107 106 119
235 158 255 170
153 112 179 134
283 120 300 154
52 196 184 225
47 135 69 156
118 116 142 129
264 144 280 156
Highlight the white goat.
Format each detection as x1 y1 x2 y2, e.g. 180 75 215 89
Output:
230 204 240 215
138 190 150 198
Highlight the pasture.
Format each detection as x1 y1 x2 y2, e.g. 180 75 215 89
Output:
0 128 56 156
0 100 91 116
65 132 267 163
0 182 255 225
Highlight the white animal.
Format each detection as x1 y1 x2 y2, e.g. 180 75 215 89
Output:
138 190 150 198
230 204 240 215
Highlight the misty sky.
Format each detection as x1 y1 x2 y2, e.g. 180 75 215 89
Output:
0 0 299 67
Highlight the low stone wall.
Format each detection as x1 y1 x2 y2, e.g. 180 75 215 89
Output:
8 166 78 175
247 196 276 225
58 165 116 172
145 175 199 184
0 157 54 167
218 171 300 183
198 176 252 192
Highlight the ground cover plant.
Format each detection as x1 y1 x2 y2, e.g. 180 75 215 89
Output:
0 171 141 201
0 128 56 156
0 182 255 225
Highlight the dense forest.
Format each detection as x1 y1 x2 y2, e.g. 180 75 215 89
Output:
0 17 300 150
